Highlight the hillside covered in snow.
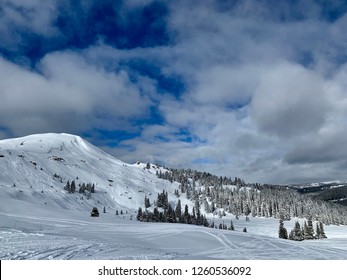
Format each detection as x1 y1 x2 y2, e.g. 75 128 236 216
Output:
0 133 178 214
1 133 347 260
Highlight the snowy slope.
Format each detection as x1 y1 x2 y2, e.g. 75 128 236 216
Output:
1 133 347 260
0 133 178 214
1 209 347 260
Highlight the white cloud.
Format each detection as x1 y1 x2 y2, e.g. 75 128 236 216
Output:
0 0 60 51
252 62 331 138
0 50 151 136
1 0 347 184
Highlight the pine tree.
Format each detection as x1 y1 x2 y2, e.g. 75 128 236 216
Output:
319 222 327 239
144 195 151 208
137 207 143 221
163 191 169 210
228 220 235 231
304 216 314 239
243 227 247 233
64 180 70 192
292 221 304 241
175 199 182 222
315 222 321 239
70 180 76 193
278 219 288 239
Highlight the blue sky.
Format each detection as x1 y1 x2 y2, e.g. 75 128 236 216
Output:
1 0 347 184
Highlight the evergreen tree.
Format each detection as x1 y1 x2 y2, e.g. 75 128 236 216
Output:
304 216 314 239
137 207 143 221
166 204 176 223
183 205 190 223
70 180 76 193
319 222 327 239
64 180 70 192
291 221 304 241
196 206 202 225
144 195 151 208
315 222 321 239
278 219 288 239
175 199 182 222
243 227 247 233
103 206 106 213
228 220 235 231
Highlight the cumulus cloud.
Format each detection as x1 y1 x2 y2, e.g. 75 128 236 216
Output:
111 1 347 183
1 0 347 184
252 62 331 138
0 51 151 136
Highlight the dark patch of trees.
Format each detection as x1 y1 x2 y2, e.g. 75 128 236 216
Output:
137 204 209 228
280 218 327 241
64 180 96 198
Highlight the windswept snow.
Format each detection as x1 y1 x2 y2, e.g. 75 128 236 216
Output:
1 133 347 260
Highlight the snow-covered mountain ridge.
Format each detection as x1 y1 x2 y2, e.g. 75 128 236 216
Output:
0 133 176 214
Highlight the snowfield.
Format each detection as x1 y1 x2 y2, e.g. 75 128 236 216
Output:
1 133 347 260
1 210 347 260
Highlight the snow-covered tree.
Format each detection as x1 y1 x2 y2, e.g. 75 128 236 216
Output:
278 219 288 239
304 216 314 239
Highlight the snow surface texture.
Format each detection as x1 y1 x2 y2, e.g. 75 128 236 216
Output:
1 133 347 260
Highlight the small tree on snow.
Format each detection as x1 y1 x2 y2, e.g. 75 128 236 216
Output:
319 222 327 239
304 216 314 240
228 220 235 231
278 219 288 239
137 207 143 221
144 195 151 208
289 221 304 241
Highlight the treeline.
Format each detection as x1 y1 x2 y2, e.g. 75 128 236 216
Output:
138 191 249 232
156 168 245 187
136 202 209 227
279 216 327 241
155 168 347 226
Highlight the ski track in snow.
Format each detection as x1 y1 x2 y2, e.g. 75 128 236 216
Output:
1 211 347 260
